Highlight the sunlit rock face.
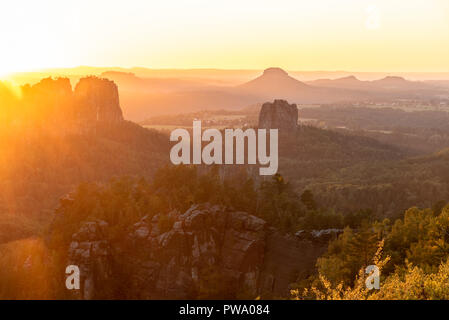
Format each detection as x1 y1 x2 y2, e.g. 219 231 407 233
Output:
15 76 123 129
258 99 298 133
21 77 74 124
74 77 123 123
22 77 73 101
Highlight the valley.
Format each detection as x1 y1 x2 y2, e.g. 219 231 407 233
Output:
1 68 449 300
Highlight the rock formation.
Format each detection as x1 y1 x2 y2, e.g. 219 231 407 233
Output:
258 99 298 133
66 203 326 299
17 76 123 129
68 220 113 299
74 77 123 123
21 77 74 124
22 77 73 102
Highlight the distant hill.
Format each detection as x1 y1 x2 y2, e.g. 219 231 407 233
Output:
307 75 441 92
100 71 212 92
308 75 369 89
236 68 368 104
110 68 448 121
238 67 309 93
425 80 449 89
7 66 449 84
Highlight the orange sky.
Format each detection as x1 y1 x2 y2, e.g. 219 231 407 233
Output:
1 0 448 76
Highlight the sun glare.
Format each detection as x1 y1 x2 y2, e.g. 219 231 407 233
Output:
0 0 448 73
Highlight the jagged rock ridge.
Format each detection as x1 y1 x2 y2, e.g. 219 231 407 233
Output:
66 204 326 299
19 76 123 128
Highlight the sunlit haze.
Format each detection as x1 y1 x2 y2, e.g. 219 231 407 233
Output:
1 0 448 76
4 0 449 304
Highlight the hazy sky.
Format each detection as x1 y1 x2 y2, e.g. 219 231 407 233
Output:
1 0 448 75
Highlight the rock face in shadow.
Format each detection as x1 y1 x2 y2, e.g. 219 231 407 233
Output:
258 99 298 133
259 231 327 296
66 204 327 299
68 220 113 299
74 77 123 123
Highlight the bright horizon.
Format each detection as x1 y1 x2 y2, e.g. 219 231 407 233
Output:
1 0 449 76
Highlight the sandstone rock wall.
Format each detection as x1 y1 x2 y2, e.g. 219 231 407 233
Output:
21 77 74 124
258 99 298 133
74 77 123 123
68 220 113 299
259 231 327 297
19 76 123 128
66 204 326 299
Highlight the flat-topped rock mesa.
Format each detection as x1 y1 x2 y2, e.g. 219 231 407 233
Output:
74 77 124 123
258 99 298 133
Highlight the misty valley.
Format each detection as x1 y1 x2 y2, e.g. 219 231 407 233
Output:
1 66 449 300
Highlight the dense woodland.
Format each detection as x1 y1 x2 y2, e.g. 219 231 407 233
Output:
0 122 168 243
300 105 449 154
292 204 449 299
2 165 449 299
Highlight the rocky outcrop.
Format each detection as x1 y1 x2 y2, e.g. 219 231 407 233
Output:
18 76 123 129
258 99 298 133
116 205 266 299
21 77 74 123
74 77 123 123
22 77 73 101
68 220 113 299
66 204 327 299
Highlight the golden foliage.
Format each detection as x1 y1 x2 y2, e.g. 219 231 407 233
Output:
293 239 390 300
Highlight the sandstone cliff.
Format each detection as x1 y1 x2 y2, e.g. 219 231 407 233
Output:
74 77 123 123
17 76 123 128
66 204 326 299
258 99 298 133
21 77 74 125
